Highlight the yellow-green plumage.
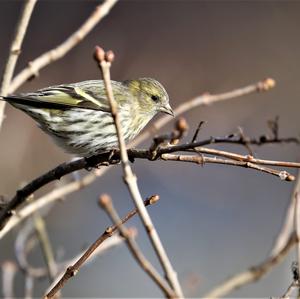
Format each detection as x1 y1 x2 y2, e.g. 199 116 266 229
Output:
2 78 173 156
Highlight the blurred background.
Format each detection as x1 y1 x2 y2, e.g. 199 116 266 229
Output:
1 0 300 297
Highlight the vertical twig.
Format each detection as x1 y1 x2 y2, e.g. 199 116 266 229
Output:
24 275 35 299
294 193 300 278
94 46 183 298
0 0 37 128
33 213 57 280
270 171 300 257
1 261 17 299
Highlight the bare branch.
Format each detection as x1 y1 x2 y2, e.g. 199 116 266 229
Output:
44 195 160 298
270 171 300 257
99 194 176 298
9 0 118 94
160 153 295 181
94 46 183 297
295 193 300 278
0 0 37 128
45 233 129 297
15 218 48 278
33 213 57 280
280 281 299 299
203 232 297 298
193 147 300 169
0 132 299 237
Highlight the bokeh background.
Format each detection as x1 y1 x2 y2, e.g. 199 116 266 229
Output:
1 0 300 297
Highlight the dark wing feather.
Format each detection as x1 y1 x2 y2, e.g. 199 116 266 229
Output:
3 80 115 112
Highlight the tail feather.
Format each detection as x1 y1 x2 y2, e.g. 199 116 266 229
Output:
1 95 69 110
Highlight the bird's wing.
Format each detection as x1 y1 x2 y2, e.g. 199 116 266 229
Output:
3 80 113 111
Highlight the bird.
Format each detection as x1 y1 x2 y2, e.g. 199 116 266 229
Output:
1 78 173 156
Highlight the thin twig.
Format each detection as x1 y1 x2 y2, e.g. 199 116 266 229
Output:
193 147 300 169
15 217 47 278
33 213 57 280
15 217 128 281
270 171 300 257
203 232 298 298
24 275 34 299
44 195 160 299
0 0 37 128
191 121 206 143
160 153 295 181
94 46 183 297
45 233 129 297
1 261 17 299
99 194 176 298
280 281 299 299
295 193 300 278
9 0 118 94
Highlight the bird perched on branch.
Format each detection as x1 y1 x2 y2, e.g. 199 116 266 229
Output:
1 78 173 156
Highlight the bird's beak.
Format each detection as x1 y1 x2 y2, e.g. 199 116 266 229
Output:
160 103 174 117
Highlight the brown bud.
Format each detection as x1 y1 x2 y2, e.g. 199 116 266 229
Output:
176 117 189 133
127 227 138 238
258 78 276 91
105 50 115 63
98 194 111 208
94 46 105 63
148 194 160 205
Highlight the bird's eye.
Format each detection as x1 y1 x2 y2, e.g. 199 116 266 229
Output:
151 95 159 102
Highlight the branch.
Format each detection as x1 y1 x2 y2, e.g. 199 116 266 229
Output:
1 133 299 236
161 153 295 181
0 168 107 240
33 213 57 280
280 281 300 299
44 195 160 299
203 232 298 298
99 194 176 298
15 217 49 278
0 0 37 128
295 193 300 280
8 0 118 94
94 46 183 297
24 275 34 299
270 171 300 257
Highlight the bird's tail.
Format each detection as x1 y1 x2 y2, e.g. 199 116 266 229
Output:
0 95 44 109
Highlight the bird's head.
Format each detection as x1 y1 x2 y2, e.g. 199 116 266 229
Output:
123 78 174 117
